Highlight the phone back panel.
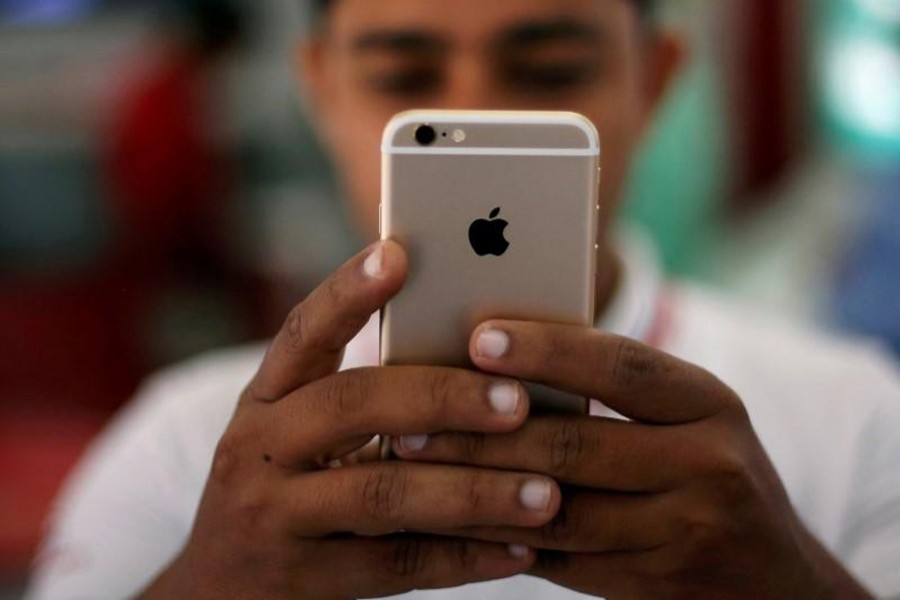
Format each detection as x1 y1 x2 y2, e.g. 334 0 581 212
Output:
381 111 600 373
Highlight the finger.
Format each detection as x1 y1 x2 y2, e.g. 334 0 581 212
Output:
268 367 529 465
393 416 693 491
247 241 408 404
311 536 535 599
470 322 739 424
339 437 383 466
284 463 560 537
530 550 649 600
430 489 672 553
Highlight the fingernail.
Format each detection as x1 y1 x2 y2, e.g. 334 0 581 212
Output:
397 434 429 453
363 244 387 279
508 544 530 560
476 329 510 359
489 382 520 416
520 479 553 512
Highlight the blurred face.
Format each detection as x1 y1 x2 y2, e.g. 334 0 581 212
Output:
303 0 681 242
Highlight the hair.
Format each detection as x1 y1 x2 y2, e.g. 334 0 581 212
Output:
162 0 247 56
309 0 657 25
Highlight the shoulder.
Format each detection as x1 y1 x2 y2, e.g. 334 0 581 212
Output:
94 343 269 510
27 345 266 600
667 283 900 406
135 344 267 426
664 283 900 554
107 343 269 479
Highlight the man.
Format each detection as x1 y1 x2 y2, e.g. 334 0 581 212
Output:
26 1 900 599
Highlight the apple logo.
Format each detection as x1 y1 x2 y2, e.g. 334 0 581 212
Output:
469 207 510 257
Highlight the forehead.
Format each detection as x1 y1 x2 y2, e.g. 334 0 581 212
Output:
328 0 634 44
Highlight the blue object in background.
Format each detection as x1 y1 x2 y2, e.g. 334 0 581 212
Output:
834 169 900 356
821 0 900 357
0 150 109 275
0 0 101 24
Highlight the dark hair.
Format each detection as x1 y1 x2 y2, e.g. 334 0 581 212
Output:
310 0 656 24
163 0 247 56
312 0 332 18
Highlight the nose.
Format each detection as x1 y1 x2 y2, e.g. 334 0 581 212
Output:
441 52 501 110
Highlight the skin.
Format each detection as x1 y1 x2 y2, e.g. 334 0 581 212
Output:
301 0 679 310
139 1 876 598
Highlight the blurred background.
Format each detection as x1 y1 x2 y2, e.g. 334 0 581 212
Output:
0 0 898 596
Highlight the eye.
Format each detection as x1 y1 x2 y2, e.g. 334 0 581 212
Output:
502 62 602 94
364 69 442 97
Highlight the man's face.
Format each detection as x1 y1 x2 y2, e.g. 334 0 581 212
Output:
304 0 677 241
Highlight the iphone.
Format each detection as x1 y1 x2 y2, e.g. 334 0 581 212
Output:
380 110 601 414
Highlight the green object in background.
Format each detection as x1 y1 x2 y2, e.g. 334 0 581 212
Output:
621 57 730 278
818 0 900 164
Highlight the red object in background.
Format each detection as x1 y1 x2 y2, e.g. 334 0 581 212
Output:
0 276 139 580
0 275 141 413
0 410 107 578
107 51 224 263
0 48 245 580
722 0 808 202
741 0 792 190
0 49 232 413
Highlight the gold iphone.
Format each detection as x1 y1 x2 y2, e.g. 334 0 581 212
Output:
380 110 600 415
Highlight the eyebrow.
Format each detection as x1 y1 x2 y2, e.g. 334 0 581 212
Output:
497 19 606 49
348 19 606 56
351 30 447 54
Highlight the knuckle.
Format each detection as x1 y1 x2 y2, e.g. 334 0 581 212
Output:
676 506 728 566
211 431 277 532
668 453 756 569
682 509 719 546
695 367 747 419
609 337 658 386
534 549 570 573
424 371 455 420
458 433 487 464
543 332 574 362
283 302 313 353
706 450 754 505
211 431 247 488
389 537 430 579
362 465 409 523
449 538 479 573
240 381 271 406
674 480 750 566
542 500 577 545
547 420 587 477
720 388 751 422
321 275 347 308
231 484 273 532
324 370 371 419
462 471 486 517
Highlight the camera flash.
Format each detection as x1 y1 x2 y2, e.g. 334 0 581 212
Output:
452 129 467 143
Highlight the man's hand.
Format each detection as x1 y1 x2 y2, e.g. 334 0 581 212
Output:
138 243 563 600
393 321 876 600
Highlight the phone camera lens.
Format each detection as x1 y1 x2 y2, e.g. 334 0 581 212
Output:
415 125 437 146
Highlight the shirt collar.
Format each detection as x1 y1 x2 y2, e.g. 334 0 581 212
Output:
597 225 666 343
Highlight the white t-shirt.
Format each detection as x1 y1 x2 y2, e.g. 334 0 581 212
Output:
26 236 900 600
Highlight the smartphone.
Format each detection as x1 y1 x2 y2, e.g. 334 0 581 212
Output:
380 110 600 415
